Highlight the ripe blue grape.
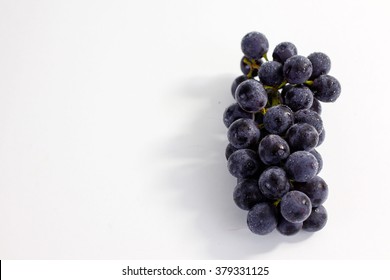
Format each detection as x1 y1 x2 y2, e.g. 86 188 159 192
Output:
309 149 323 174
283 85 314 112
227 118 260 149
311 74 341 102
258 166 291 200
294 109 323 134
241 31 269 60
247 203 277 235
272 42 298 64
231 75 247 99
285 151 318 182
233 179 264 210
263 105 294 135
308 52 331 79
277 216 302 236
258 61 284 87
280 190 312 223
302 205 328 232
310 98 322 115
293 176 328 207
258 134 290 165
223 103 253 128
286 123 319 151
317 128 325 147
227 149 261 179
235 79 268 113
283 55 313 84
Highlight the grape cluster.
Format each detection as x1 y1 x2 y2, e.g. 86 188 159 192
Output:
224 31 341 235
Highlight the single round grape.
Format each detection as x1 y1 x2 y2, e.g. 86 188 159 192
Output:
241 31 269 60
240 56 261 77
258 61 284 87
285 151 318 182
310 98 322 115
280 190 312 223
228 149 261 179
247 203 277 235
293 176 328 207
295 109 323 134
277 216 302 236
283 85 314 112
311 74 341 102
309 149 323 174
231 75 247 99
303 205 328 232
272 42 298 64
235 79 268 113
225 143 238 160
286 123 319 151
308 52 331 79
258 134 290 165
283 55 313 84
258 166 291 200
223 103 253 128
263 105 294 135
227 118 260 149
233 179 264 210
317 128 325 147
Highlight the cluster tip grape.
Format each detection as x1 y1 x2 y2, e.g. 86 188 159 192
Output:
224 31 341 236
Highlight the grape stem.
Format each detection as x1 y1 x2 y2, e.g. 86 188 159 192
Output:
304 80 314 86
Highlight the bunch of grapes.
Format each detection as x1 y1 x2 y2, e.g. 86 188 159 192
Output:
224 31 341 235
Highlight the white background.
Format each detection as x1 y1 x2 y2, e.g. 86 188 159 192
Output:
0 0 389 259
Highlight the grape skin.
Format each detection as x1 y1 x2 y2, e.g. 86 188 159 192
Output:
258 61 284 87
310 149 323 174
272 42 298 64
286 123 319 152
277 216 302 236
258 134 290 165
235 79 268 113
308 52 331 79
223 103 253 128
311 74 341 102
263 105 294 135
233 179 265 210
247 203 277 235
294 109 323 134
227 118 260 149
284 85 314 112
258 166 291 200
285 151 318 182
280 190 312 223
283 55 313 84
241 31 269 60
231 75 247 99
303 205 328 232
227 149 261 179
293 176 328 207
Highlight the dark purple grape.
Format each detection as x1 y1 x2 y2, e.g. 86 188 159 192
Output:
317 129 325 147
285 151 318 182
283 55 313 84
286 123 319 151
227 118 260 149
231 75 247 99
258 166 291 200
258 61 284 87
303 205 328 232
308 52 331 79
311 74 341 102
241 31 269 60
247 203 277 235
280 190 312 223
225 143 238 160
233 179 265 210
294 109 323 134
309 149 323 174
293 176 328 207
263 105 294 135
283 85 314 112
223 103 253 128
310 98 322 115
272 42 298 64
227 149 261 179
277 216 302 236
235 79 268 113
258 134 290 165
